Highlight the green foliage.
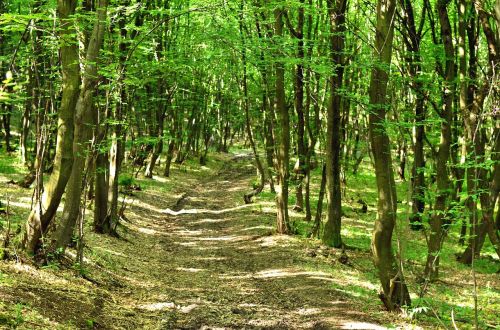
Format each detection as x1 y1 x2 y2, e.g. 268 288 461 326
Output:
118 175 135 188
0 303 26 328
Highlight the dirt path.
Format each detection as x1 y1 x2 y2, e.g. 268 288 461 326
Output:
0 153 392 329
87 153 387 330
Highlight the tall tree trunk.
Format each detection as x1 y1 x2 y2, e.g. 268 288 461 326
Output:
398 0 427 231
285 1 306 212
459 2 500 263
23 0 81 254
424 0 455 281
105 2 129 235
368 0 410 310
323 0 347 248
274 5 291 234
240 0 265 203
163 138 175 177
311 163 327 238
145 87 166 178
53 0 109 251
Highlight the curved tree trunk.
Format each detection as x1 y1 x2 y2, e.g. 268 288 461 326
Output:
23 0 81 254
368 0 410 310
53 0 109 251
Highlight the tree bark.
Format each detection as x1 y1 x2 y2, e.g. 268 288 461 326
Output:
274 5 291 234
368 0 410 310
240 0 265 204
323 0 347 248
424 0 454 281
53 0 108 251
23 0 81 254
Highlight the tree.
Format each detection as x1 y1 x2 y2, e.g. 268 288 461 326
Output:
322 0 347 248
273 4 291 234
368 0 410 310
23 0 81 254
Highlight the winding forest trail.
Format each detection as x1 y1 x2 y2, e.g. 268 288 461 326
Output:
93 153 386 329
0 153 396 329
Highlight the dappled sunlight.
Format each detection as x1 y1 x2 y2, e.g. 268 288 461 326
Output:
194 256 227 261
123 220 171 236
175 229 209 236
195 235 256 242
256 235 297 247
177 241 198 247
176 267 205 273
342 228 371 238
341 321 388 330
5 200 33 210
124 198 165 213
93 246 128 258
194 245 223 251
227 186 244 192
151 175 170 183
308 276 336 282
236 225 274 232
295 307 322 316
2 152 466 329
219 268 334 281
1 262 73 288
137 227 159 235
127 210 165 221
254 268 332 279
162 203 253 215
189 217 233 225
259 205 279 214
138 301 176 311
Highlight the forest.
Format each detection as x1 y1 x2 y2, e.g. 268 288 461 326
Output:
0 0 499 328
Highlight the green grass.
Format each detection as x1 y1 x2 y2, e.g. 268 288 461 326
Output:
250 155 499 329
0 148 498 329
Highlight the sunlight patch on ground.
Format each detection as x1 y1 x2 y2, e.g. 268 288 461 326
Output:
256 235 297 247
238 303 261 308
91 246 127 258
255 269 331 279
194 256 227 261
295 307 321 316
176 267 204 273
151 175 170 183
237 225 273 232
137 227 158 235
162 204 253 216
308 276 336 282
123 220 170 236
138 301 200 313
341 322 388 329
260 206 279 214
139 302 176 311
196 235 242 241
125 199 164 213
220 268 333 281
193 235 260 242
195 246 223 251
4 263 72 287
6 201 32 209
179 304 199 313
177 242 198 246
189 217 232 225
176 229 209 236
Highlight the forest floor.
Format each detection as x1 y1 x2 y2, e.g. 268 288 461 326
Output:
0 151 499 329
